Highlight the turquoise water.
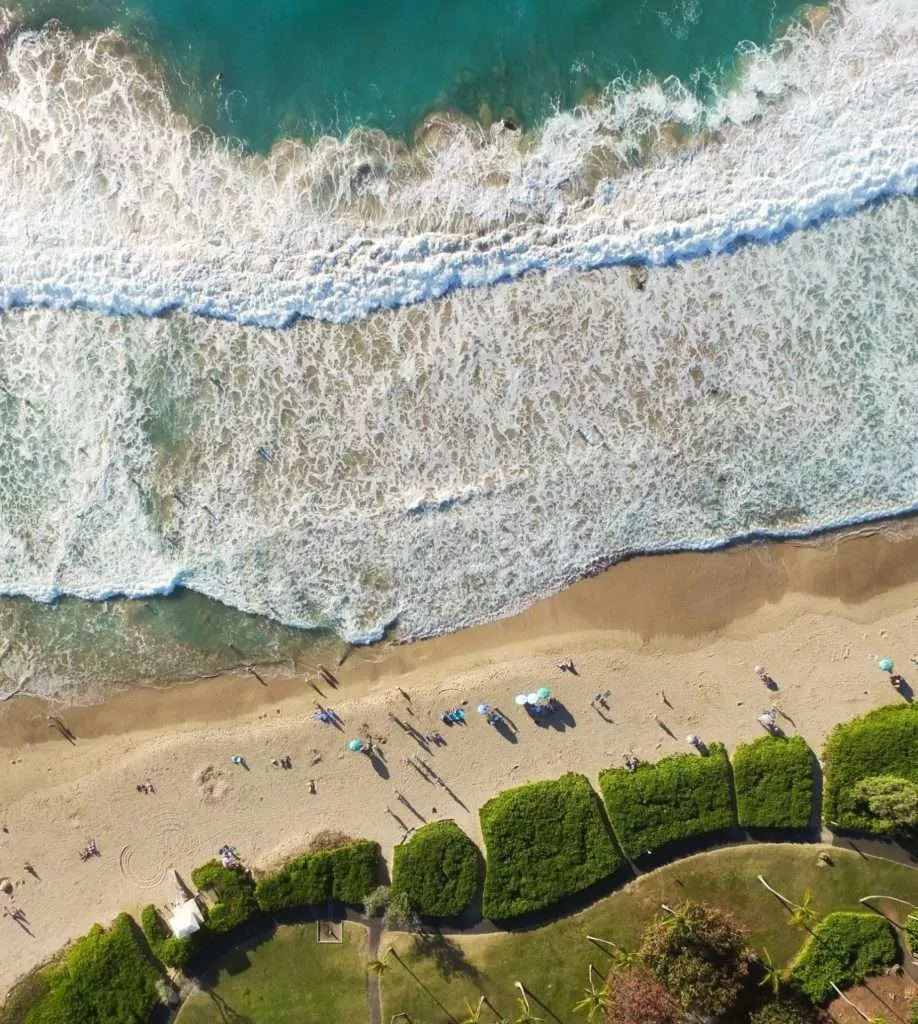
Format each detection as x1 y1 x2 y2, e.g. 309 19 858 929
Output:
15 0 803 149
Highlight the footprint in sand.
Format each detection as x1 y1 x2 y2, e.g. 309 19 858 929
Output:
195 765 229 804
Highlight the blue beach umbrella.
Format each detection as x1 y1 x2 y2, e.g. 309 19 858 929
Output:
515 694 529 706
878 658 894 672
477 703 490 714
348 739 364 752
537 687 551 701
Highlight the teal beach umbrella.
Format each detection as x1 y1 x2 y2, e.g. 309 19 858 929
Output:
348 739 364 752
537 687 551 700
878 658 894 672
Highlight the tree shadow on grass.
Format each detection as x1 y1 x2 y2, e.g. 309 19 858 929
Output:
413 928 482 982
206 989 255 1024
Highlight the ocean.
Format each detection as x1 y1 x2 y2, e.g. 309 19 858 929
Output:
1 0 917 699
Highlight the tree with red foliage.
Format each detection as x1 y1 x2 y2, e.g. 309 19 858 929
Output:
639 900 752 1018
604 966 679 1024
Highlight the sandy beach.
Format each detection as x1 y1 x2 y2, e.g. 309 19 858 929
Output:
2 519 918 998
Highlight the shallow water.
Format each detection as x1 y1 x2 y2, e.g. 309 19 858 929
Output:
6 0 801 147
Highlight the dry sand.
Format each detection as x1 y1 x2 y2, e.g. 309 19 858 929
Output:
1 519 918 997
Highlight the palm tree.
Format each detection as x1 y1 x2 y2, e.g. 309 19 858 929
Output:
829 981 871 1021
572 964 609 1020
611 947 640 971
367 949 391 976
757 874 795 909
789 890 816 930
513 997 544 1024
757 947 782 997
660 902 695 936
459 996 485 1023
513 982 543 1023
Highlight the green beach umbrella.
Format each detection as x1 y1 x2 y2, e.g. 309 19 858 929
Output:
878 658 894 672
348 739 364 752
537 687 551 700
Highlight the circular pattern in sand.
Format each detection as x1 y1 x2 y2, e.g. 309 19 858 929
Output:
118 812 197 889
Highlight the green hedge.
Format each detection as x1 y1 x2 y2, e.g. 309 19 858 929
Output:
906 914 918 957
392 821 480 917
23 914 160 1024
822 704 918 832
479 772 622 920
732 735 814 830
140 905 196 970
599 743 735 858
191 861 258 934
255 839 379 912
789 911 897 1003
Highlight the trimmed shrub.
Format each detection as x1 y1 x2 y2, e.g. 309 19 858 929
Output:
479 772 622 920
191 861 258 934
789 911 897 1003
822 704 918 832
749 1000 825 1024
255 839 379 912
906 914 918 957
599 743 734 858
732 735 814 830
392 821 480 917
23 913 160 1024
140 904 196 970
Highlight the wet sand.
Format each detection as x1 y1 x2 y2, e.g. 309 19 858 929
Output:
4 515 918 746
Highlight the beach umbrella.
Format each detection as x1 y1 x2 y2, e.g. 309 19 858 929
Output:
477 703 490 714
347 739 364 752
527 692 540 705
515 693 529 706
878 658 894 672
537 687 551 700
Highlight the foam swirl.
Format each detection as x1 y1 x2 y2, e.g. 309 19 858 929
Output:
0 0 915 324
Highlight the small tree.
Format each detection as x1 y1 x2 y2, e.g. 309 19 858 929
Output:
604 966 678 1024
383 890 420 933
571 964 608 1020
748 998 826 1024
853 776 918 832
364 884 391 917
639 901 752 1019
758 947 782 997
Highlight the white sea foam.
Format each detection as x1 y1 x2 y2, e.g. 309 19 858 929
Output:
2 0 918 660
3 196 918 647
0 0 915 324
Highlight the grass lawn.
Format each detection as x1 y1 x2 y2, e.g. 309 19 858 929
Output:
175 922 368 1024
380 844 918 1024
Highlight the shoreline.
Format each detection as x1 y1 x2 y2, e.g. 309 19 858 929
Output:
4 513 918 745
2 518 918 995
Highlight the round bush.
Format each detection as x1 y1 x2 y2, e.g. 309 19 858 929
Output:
392 821 479 917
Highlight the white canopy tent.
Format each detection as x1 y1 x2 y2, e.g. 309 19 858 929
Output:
168 898 204 939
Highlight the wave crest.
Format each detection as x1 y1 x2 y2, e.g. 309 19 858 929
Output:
0 1 916 323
